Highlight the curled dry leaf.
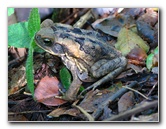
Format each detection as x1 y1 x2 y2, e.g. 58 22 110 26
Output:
34 76 67 106
127 47 147 66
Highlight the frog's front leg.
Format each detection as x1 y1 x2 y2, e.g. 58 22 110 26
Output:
62 65 82 101
80 57 127 95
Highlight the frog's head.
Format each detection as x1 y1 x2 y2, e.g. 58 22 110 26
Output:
35 27 65 56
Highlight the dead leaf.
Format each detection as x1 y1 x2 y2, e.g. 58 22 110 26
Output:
115 27 149 56
122 8 146 18
136 20 155 44
127 47 147 66
127 64 144 73
49 89 115 118
79 89 115 113
34 76 67 106
8 114 28 121
137 8 158 26
152 54 158 67
8 64 26 95
92 14 135 37
131 113 158 121
48 107 80 117
118 91 135 113
9 47 27 59
152 67 158 74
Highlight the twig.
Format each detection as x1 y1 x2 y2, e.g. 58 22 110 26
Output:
147 81 158 97
61 10 79 24
72 100 94 121
61 9 90 24
92 81 138 120
23 92 32 96
73 10 93 28
8 110 52 115
122 86 150 100
104 100 158 121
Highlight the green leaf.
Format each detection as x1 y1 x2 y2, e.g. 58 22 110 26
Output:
154 46 158 55
115 27 150 56
146 53 154 70
146 46 158 70
8 22 31 48
26 37 35 97
60 67 72 90
59 67 85 92
25 8 41 97
79 86 85 92
8 8 14 16
28 8 41 37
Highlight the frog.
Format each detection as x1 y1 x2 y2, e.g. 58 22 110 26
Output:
35 19 127 101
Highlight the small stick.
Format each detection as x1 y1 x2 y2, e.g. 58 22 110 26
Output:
122 86 150 100
73 10 93 28
104 100 158 121
147 81 158 97
8 110 52 115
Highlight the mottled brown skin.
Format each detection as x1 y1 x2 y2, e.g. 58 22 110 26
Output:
35 19 127 101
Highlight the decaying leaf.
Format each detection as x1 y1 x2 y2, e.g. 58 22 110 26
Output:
34 76 67 106
48 89 115 118
79 89 115 113
115 27 150 56
136 20 155 44
8 64 26 95
92 14 135 37
48 107 80 117
118 91 135 113
122 8 145 19
131 113 158 121
137 8 158 26
127 47 147 66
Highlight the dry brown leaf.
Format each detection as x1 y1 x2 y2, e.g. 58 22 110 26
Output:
8 64 26 95
34 76 67 106
48 107 80 117
137 8 158 26
118 91 135 113
92 14 135 37
127 47 147 66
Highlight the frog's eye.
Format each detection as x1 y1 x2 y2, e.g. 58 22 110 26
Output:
43 38 53 46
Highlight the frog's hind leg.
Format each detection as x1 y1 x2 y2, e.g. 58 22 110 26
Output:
91 57 127 78
79 57 127 96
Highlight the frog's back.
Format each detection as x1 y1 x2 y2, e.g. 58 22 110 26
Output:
52 24 121 63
